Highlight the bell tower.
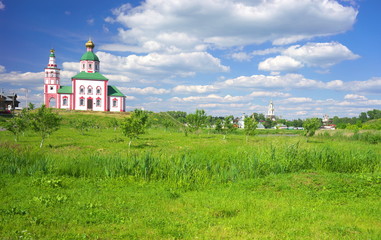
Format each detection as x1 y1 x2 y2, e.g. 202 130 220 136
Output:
267 100 276 121
44 49 61 108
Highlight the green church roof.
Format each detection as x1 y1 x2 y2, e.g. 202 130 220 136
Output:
80 51 99 61
72 71 108 81
57 86 72 94
108 85 125 97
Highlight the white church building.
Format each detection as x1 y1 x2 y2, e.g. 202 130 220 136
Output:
44 40 126 112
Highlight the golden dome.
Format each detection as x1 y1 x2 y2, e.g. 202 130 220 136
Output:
85 40 95 49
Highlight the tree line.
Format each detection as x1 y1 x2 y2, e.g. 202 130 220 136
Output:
3 107 380 148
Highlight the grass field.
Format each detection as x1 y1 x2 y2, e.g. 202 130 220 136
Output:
0 111 380 239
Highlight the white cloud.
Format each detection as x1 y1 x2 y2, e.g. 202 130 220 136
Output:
104 0 357 52
284 97 313 103
0 71 43 85
283 42 360 68
103 74 132 83
146 96 163 102
125 96 137 100
62 51 228 81
230 52 252 61
119 87 170 95
177 94 246 103
257 42 359 72
346 77 381 93
249 91 291 98
87 18 95 25
258 56 304 72
220 73 325 89
344 94 367 100
0 65 5 73
296 111 308 115
0 1 5 10
172 85 217 94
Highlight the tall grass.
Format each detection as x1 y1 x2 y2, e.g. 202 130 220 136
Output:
1 142 379 188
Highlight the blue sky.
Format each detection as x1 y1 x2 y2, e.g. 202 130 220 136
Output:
0 0 380 119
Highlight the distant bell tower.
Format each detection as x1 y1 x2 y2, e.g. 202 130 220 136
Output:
267 100 276 121
44 49 61 108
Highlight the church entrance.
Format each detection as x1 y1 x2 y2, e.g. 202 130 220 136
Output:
49 97 56 108
87 98 93 110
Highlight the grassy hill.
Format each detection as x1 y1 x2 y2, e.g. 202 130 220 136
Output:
0 110 380 239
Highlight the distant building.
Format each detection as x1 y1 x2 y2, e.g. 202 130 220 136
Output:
0 93 20 110
321 114 335 130
322 114 331 126
43 40 126 112
237 114 245 128
266 100 276 121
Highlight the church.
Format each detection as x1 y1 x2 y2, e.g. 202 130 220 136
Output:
43 40 126 112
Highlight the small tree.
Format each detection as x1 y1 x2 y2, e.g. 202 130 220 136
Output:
71 119 93 135
244 116 257 143
121 109 148 149
222 115 235 139
215 118 223 133
29 105 61 148
4 109 29 142
28 102 35 110
108 118 120 131
186 109 207 133
303 118 321 139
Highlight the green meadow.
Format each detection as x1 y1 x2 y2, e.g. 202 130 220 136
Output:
0 111 380 239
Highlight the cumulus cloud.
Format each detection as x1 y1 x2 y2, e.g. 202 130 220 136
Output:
249 91 290 97
0 65 5 73
257 42 359 72
87 18 95 25
0 1 5 10
0 71 44 85
346 77 381 93
283 42 360 68
284 97 313 103
344 94 367 100
219 73 326 89
230 52 252 61
258 56 304 72
171 94 246 103
119 87 170 95
218 73 381 93
62 51 228 81
172 85 217 94
104 0 357 52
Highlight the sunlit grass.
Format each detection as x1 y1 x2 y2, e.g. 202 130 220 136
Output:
0 111 380 239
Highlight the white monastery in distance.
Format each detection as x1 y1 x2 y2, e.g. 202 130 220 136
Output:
44 40 126 112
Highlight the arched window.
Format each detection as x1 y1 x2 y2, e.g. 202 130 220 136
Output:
112 98 118 107
89 63 92 69
96 87 101 95
88 86 93 94
62 97 68 106
79 86 85 94
79 97 85 106
96 98 101 107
